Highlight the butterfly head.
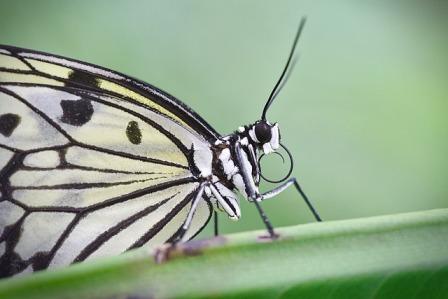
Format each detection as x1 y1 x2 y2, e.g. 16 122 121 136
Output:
238 18 305 184
245 119 293 185
248 120 280 154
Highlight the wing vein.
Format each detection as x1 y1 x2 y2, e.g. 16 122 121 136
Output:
73 192 179 262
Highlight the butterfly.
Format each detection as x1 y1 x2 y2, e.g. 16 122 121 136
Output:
0 18 321 278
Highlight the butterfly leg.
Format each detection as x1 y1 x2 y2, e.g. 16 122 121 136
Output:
155 183 208 263
251 197 277 238
213 211 219 236
170 180 238 242
261 177 322 222
176 184 206 242
233 141 277 237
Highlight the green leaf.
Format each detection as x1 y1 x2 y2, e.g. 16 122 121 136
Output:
1 209 447 299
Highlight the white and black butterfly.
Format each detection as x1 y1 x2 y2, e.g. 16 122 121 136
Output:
0 18 321 277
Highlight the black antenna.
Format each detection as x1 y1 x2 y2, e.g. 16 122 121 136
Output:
261 17 306 121
271 56 298 101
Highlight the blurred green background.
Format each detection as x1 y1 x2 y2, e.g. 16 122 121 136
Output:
1 1 447 237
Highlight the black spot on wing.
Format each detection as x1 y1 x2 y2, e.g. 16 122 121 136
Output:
66 70 100 88
0 113 21 137
126 121 142 145
60 98 94 126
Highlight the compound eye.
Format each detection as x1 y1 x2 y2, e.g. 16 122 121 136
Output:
254 122 272 144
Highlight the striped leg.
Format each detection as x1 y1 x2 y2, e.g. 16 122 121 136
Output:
170 181 235 243
261 177 322 222
173 184 206 243
153 184 208 263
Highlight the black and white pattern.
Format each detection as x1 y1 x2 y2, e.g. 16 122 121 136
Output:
0 19 322 278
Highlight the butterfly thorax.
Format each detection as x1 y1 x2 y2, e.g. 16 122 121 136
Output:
210 121 280 208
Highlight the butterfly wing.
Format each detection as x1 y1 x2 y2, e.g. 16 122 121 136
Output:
0 46 215 276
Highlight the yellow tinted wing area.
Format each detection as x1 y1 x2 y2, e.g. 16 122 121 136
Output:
0 53 187 127
0 45 216 277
